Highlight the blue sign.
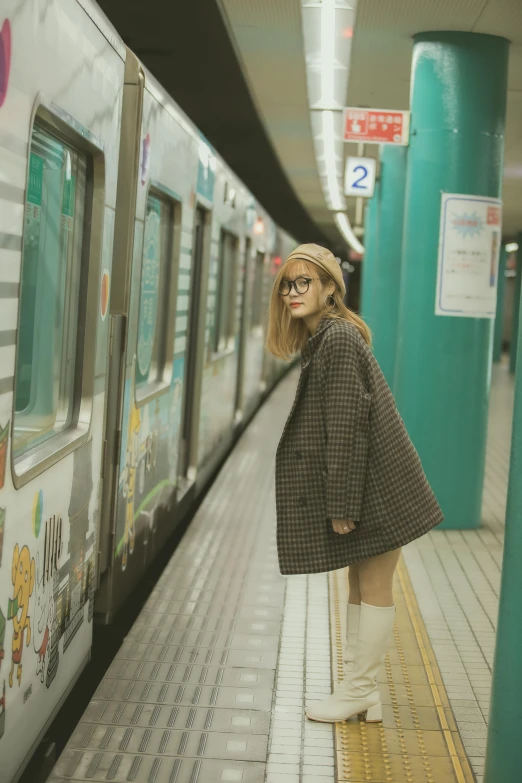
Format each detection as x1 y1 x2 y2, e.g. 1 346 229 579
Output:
344 156 376 198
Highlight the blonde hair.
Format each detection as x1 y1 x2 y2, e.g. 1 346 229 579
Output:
265 257 372 360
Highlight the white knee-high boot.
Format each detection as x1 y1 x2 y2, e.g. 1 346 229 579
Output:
343 602 360 673
333 602 360 694
306 602 395 723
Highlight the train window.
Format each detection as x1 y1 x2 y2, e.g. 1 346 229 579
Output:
214 230 239 353
13 120 89 459
135 190 177 399
250 252 266 329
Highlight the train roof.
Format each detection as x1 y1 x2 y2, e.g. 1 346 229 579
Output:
77 0 127 61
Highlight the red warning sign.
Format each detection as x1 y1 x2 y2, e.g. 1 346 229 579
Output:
343 108 410 145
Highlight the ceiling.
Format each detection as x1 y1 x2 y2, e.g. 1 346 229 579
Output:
347 0 522 239
96 0 522 247
216 0 345 246
96 0 330 247
218 0 522 243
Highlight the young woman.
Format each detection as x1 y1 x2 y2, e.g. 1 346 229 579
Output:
266 243 443 724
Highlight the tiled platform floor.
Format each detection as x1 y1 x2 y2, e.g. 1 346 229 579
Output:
402 357 513 783
330 562 475 783
48 357 513 783
48 372 336 783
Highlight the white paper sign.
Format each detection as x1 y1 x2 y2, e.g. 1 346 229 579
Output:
435 194 502 318
344 157 376 198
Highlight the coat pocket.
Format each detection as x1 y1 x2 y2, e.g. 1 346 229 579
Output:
355 393 384 532
351 391 372 493
349 392 380 531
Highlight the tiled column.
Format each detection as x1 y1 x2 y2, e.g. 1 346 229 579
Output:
395 32 509 529
485 246 522 780
370 144 407 389
360 180 380 326
493 245 507 362
509 236 522 373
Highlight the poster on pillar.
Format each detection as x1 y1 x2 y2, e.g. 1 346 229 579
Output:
435 193 502 318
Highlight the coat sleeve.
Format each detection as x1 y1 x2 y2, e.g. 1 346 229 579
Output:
319 325 371 522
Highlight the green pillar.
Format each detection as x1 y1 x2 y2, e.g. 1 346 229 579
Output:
485 297 522 780
394 32 508 529
370 145 408 389
360 179 380 329
510 237 522 373
493 246 507 362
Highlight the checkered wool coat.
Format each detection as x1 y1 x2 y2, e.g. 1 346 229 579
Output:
275 317 443 575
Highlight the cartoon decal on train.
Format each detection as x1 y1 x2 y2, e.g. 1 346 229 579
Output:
116 359 185 571
0 442 98 745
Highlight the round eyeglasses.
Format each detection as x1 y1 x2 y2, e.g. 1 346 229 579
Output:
278 277 316 296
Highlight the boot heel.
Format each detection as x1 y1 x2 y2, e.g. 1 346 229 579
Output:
364 702 383 722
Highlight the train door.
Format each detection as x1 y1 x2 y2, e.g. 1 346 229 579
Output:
95 53 144 619
234 238 252 420
178 206 210 500
260 253 276 391
251 251 267 329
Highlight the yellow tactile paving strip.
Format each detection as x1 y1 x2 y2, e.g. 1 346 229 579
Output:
329 559 476 783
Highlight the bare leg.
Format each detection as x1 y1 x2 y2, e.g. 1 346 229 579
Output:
307 549 402 723
347 563 361 605
357 548 402 607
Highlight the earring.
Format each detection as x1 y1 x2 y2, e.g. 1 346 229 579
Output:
324 294 335 308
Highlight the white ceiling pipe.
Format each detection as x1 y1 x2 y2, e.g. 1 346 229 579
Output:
335 211 365 254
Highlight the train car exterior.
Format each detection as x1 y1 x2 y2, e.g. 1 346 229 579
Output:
0 1 125 780
0 1 293 779
94 53 290 621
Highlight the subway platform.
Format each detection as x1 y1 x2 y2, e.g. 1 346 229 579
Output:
47 359 512 783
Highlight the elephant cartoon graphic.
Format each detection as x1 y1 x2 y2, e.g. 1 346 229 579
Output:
7 544 35 687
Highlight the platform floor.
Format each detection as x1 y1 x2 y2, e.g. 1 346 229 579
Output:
48 358 513 783
402 358 512 783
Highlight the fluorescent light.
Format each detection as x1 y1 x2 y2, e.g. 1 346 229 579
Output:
322 111 345 211
334 212 364 254
506 242 519 253
321 0 335 107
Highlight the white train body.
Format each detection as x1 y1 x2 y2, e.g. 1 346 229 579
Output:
0 2 293 779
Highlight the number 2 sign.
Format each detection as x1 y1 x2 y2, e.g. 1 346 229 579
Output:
344 157 376 198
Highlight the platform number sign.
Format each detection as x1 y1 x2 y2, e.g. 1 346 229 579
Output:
344 157 376 198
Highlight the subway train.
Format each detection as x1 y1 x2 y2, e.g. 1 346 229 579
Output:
0 1 296 779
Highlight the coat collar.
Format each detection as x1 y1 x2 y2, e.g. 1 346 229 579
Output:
300 317 335 369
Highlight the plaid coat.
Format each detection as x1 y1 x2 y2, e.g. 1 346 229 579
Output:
275 317 443 575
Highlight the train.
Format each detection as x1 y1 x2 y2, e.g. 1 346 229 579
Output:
0 1 297 779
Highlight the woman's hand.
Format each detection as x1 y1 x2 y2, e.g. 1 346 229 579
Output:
332 519 356 535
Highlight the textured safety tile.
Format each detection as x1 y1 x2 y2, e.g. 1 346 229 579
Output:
78 702 272 734
66 724 268 761
48 752 266 782
104 661 275 689
402 357 512 765
331 562 475 783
